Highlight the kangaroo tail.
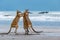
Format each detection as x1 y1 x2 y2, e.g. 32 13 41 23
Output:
31 27 43 33
7 27 11 34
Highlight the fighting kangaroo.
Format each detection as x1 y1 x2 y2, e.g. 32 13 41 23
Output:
23 10 43 35
8 10 23 34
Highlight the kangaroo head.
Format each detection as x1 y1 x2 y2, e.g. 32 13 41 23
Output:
24 9 30 16
16 10 23 17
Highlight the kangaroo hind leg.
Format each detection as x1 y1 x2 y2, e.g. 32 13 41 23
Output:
25 29 29 35
14 26 18 33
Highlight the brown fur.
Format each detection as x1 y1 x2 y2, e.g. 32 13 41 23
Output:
7 10 42 34
8 10 23 34
23 10 43 34
23 10 29 34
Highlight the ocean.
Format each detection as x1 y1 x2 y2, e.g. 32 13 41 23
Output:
0 11 60 29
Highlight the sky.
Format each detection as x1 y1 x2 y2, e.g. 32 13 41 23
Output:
0 0 60 11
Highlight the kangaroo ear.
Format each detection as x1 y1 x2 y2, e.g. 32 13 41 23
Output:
25 10 30 14
17 10 21 14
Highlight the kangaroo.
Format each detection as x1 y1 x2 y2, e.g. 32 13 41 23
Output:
8 10 23 34
23 10 43 35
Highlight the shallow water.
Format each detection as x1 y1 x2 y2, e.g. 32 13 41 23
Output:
0 20 60 28
0 11 60 29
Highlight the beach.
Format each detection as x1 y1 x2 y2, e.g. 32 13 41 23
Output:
0 27 60 40
0 0 60 39
0 11 60 40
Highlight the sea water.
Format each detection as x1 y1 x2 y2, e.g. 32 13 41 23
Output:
0 11 60 29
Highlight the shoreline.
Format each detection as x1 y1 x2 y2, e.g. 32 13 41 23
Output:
0 27 60 33
0 27 60 40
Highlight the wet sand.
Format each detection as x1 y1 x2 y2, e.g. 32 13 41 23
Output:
0 27 60 40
